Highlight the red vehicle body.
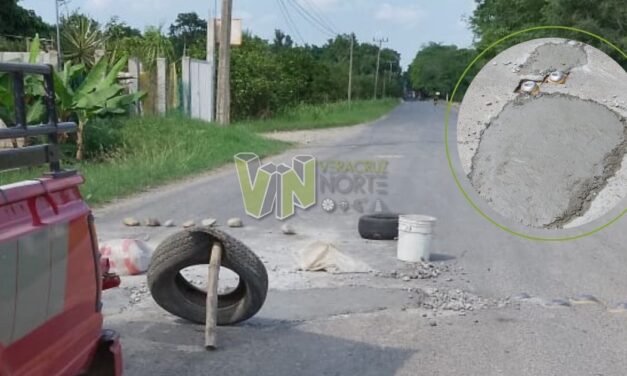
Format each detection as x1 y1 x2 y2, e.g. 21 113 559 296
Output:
0 62 122 375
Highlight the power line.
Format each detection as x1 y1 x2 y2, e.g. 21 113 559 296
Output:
276 0 306 45
299 0 339 35
284 0 336 38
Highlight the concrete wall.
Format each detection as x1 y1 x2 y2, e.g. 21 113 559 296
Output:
0 51 59 68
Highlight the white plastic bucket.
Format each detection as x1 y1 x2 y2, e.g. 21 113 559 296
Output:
397 215 436 262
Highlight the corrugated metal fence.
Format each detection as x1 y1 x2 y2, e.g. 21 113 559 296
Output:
182 57 215 122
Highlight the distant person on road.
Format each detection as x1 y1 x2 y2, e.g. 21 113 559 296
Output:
433 97 439 106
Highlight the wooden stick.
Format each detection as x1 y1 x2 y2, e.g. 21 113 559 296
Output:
205 242 223 350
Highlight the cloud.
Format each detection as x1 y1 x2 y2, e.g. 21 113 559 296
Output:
374 3 423 25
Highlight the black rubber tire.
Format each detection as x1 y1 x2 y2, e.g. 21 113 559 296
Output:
147 229 268 325
358 213 400 240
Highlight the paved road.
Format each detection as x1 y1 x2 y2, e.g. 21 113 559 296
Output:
99 101 627 376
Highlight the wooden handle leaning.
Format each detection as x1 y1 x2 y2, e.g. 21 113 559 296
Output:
205 242 223 350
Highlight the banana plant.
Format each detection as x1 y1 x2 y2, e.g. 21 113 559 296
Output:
1 35 144 159
0 35 46 141
53 55 145 160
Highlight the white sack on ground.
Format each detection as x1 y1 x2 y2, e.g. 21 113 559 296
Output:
296 241 371 274
100 239 153 276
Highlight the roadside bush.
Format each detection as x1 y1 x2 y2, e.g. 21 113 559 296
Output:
83 117 125 159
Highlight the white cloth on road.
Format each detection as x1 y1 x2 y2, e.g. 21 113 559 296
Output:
296 241 371 274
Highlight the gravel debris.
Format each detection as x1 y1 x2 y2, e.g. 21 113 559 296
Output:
126 284 150 305
410 288 501 314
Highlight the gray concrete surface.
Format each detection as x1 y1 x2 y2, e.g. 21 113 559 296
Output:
469 94 626 228
458 38 627 228
97 102 627 376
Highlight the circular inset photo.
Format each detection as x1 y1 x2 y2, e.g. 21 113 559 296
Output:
457 38 627 229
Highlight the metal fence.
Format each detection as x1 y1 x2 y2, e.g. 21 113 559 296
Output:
182 57 215 122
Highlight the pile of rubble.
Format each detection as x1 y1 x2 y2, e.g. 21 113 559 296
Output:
409 287 508 316
384 262 450 281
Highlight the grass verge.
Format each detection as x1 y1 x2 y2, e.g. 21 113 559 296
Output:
0 117 289 206
0 99 398 205
239 99 399 132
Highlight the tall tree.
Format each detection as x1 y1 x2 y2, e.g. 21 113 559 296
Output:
272 29 294 51
104 17 141 40
470 0 626 67
169 12 207 59
0 0 51 37
408 43 475 98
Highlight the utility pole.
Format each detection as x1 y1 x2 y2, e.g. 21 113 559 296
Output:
347 34 354 109
207 6 217 121
55 0 62 68
373 37 388 100
216 0 233 125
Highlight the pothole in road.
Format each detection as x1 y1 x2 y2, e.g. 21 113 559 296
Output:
519 41 587 76
469 93 627 228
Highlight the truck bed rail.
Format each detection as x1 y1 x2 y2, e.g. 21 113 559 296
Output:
0 62 76 176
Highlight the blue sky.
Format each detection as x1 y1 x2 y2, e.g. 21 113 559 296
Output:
21 0 477 67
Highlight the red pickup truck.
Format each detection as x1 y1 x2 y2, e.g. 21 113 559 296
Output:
0 63 122 376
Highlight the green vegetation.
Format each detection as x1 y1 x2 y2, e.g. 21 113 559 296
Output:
0 3 400 205
53 56 146 160
470 0 626 64
0 99 397 205
0 116 288 206
408 44 475 100
60 12 105 68
0 36 145 161
0 0 52 50
408 0 626 100
229 32 401 120
239 99 398 133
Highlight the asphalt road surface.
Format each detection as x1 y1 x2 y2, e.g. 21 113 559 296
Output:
97 101 627 376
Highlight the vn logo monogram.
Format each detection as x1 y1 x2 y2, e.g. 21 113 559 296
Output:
234 153 316 220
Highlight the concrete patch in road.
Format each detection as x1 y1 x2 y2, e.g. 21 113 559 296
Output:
469 93 626 228
253 287 411 323
458 38 627 229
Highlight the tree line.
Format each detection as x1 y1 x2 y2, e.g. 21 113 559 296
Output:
409 0 626 100
1 2 404 120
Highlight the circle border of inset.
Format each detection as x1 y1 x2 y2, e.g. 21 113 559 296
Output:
445 26 627 241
